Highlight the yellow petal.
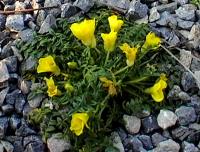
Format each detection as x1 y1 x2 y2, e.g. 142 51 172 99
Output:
44 77 60 97
108 15 124 32
151 89 164 102
101 31 117 52
70 19 96 48
37 56 60 75
142 32 161 51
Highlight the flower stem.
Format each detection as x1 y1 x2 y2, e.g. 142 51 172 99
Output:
95 47 101 54
104 51 110 66
114 66 129 75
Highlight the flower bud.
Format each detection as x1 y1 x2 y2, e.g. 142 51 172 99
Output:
64 83 74 93
67 62 78 69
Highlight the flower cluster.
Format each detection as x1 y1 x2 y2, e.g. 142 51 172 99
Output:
36 14 165 139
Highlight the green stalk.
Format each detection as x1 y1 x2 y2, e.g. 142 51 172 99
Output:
104 51 110 66
114 66 129 75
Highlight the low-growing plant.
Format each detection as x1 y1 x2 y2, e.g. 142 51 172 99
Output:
18 9 179 152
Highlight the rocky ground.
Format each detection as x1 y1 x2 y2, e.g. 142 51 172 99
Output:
0 0 200 152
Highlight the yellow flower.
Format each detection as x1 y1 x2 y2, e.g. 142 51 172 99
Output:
70 19 96 48
145 74 167 102
70 113 89 136
100 77 117 96
64 82 74 93
142 32 161 51
108 15 124 32
44 77 61 97
37 55 60 75
119 43 138 66
101 31 117 52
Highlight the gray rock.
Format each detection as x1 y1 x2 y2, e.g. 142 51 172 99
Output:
178 92 191 101
117 128 127 141
178 30 190 40
124 136 146 152
15 124 36 137
127 0 148 20
175 106 197 125
111 132 125 152
20 56 37 73
28 21 39 31
44 0 61 17
5 89 20 105
175 6 195 21
0 87 9 106
156 2 177 13
73 0 94 12
9 114 21 130
28 94 44 108
196 10 200 20
162 130 172 139
158 27 173 40
2 56 18 73
11 46 23 62
96 0 130 14
0 143 3 152
38 14 57 34
10 136 24 152
61 3 77 18
47 134 71 152
1 140 14 152
176 0 188 5
6 15 24 32
188 24 200 49
189 123 200 131
177 18 194 30
181 72 197 91
36 10 47 27
151 133 167 147
189 95 200 114
194 71 200 89
180 50 192 68
142 116 160 133
15 94 26 114
168 33 180 45
187 131 200 145
0 41 13 60
18 29 34 42
0 117 8 139
149 7 160 22
182 141 199 152
23 103 33 119
0 62 9 83
0 31 9 41
157 109 177 130
152 139 180 152
159 0 168 4
123 115 141 134
18 79 31 95
24 141 44 152
138 135 153 150
171 126 191 141
0 14 6 31
151 1 159 7
135 15 148 24
2 104 14 114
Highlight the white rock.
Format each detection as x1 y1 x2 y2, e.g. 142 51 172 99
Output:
111 132 125 152
157 109 177 130
123 115 141 134
179 49 192 68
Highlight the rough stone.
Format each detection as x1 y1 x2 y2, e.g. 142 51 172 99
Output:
9 114 21 130
0 87 9 106
0 143 3 152
151 133 167 147
111 132 125 152
157 109 177 130
24 141 44 152
117 128 127 141
2 104 14 114
15 94 26 114
175 106 197 125
196 10 200 20
44 0 61 17
189 95 200 114
61 3 77 18
28 94 44 108
1 140 14 152
187 131 200 145
0 14 6 31
15 124 36 137
0 62 10 83
152 139 180 152
167 85 182 100
39 14 57 34
0 117 8 139
23 103 33 119
172 126 191 141
156 2 177 13
180 50 192 68
178 92 191 101
123 115 141 134
127 0 148 20
123 136 146 152
18 29 34 42
2 56 18 73
20 56 37 73
149 7 160 22
142 116 160 133
6 15 24 32
176 0 188 5
175 6 195 21
36 10 47 27
182 141 199 152
159 0 168 4
11 46 23 62
189 123 200 131
194 71 200 89
138 135 153 150
177 18 194 30
181 72 197 91
73 0 94 12
168 33 180 46
188 24 200 49
18 79 31 95
47 134 71 152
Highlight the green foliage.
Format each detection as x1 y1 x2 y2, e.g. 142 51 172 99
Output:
191 0 200 6
18 8 177 152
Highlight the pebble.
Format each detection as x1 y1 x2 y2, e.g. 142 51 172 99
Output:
175 106 197 125
175 6 195 21
15 124 36 137
6 15 24 32
179 50 192 69
111 132 125 152
181 72 197 91
18 29 34 42
1 140 14 152
157 109 177 130
2 56 18 73
36 10 47 27
138 135 153 150
0 14 6 31
9 114 21 130
124 136 146 152
187 131 200 145
2 104 14 114
0 117 8 139
61 3 77 18
149 7 160 22
151 133 167 147
0 62 9 83
171 126 192 141
28 94 44 108
177 18 194 30
15 94 26 114
44 0 61 17
0 87 9 106
152 139 180 152
189 95 200 114
182 141 199 152
142 116 160 133
123 115 141 134
156 2 177 13
18 79 31 95
73 0 94 12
